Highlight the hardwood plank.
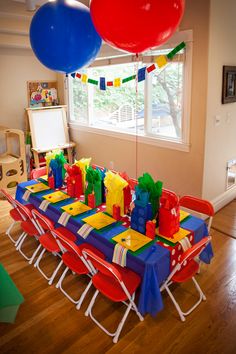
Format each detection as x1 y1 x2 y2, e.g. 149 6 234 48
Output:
212 200 236 238
1 199 236 353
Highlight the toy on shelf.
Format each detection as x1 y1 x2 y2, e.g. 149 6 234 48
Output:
158 190 180 238
0 128 27 189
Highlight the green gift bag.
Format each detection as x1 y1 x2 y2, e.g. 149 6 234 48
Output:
0 263 24 323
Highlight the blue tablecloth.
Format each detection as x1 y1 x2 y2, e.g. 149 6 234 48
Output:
16 181 214 316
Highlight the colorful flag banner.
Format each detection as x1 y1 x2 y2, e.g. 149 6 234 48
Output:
70 42 186 90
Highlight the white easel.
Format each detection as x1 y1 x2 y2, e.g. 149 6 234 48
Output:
26 105 75 168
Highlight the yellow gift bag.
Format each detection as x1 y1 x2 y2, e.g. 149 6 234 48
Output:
74 157 91 193
104 171 128 216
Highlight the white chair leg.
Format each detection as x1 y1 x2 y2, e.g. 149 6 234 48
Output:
76 279 93 310
164 284 186 322
85 289 140 343
15 233 27 251
85 289 99 317
56 267 69 289
56 267 93 308
48 259 64 285
29 244 42 265
6 221 19 243
15 231 26 247
113 302 133 343
34 248 46 269
192 276 206 300
34 248 62 284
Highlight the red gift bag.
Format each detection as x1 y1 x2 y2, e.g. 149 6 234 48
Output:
159 190 180 238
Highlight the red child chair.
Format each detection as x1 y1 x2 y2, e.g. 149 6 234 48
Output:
13 200 43 263
160 236 212 322
52 228 105 309
0 188 34 244
82 248 144 343
179 195 215 233
30 167 47 180
32 209 77 285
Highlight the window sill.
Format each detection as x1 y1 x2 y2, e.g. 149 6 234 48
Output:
69 122 190 152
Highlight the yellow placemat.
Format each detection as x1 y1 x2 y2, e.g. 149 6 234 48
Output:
156 227 191 244
112 229 152 252
25 183 50 193
40 175 48 181
82 212 116 230
61 201 91 216
43 191 70 204
179 209 190 222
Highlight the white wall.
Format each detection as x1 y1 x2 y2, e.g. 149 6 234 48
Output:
203 0 236 204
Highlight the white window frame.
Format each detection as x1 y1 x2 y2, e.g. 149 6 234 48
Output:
67 30 193 152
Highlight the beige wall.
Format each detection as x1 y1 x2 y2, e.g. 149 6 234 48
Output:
0 0 56 131
0 48 56 130
69 0 210 197
0 0 215 201
203 0 236 201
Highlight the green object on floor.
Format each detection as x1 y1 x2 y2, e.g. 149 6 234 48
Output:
0 263 24 323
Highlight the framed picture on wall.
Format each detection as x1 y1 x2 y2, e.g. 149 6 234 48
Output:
222 66 236 104
27 81 59 107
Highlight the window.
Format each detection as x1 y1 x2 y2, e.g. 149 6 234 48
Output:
68 35 192 151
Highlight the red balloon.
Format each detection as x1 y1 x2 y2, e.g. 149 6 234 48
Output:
90 0 185 54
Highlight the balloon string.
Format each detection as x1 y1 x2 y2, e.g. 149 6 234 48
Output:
135 53 139 180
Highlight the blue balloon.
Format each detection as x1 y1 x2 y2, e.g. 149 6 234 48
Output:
30 0 102 74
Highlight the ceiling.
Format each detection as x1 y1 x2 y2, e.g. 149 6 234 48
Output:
13 0 90 11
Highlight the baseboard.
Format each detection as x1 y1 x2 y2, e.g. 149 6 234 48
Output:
211 186 236 212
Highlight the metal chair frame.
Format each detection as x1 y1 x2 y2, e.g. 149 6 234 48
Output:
52 228 96 309
31 209 63 285
82 248 144 344
0 188 27 244
160 236 212 322
179 195 215 233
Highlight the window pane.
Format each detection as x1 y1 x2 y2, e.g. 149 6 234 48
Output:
89 64 144 134
151 62 183 139
71 78 88 123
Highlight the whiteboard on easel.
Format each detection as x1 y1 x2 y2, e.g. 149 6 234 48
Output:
27 106 70 151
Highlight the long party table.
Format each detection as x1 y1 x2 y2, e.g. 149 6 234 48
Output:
16 180 213 317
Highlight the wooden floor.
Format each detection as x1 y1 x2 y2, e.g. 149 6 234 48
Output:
1 199 236 354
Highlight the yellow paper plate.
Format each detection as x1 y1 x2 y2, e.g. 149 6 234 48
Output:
43 191 70 204
179 210 190 222
112 229 152 252
82 212 116 230
157 227 190 243
25 183 50 193
61 201 91 216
